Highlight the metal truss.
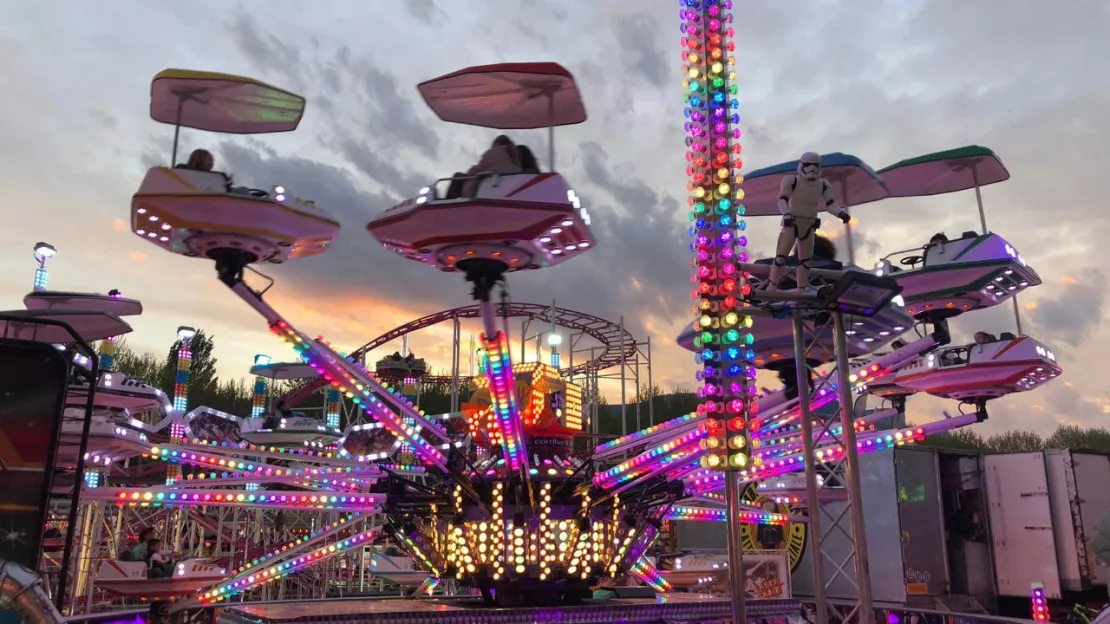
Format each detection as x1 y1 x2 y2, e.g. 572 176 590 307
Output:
790 308 875 624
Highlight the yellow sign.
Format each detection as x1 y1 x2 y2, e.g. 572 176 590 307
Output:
739 483 808 573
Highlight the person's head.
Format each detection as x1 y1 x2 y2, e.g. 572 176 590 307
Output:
139 527 156 542
186 148 215 172
517 145 540 172
973 331 991 344
813 234 837 261
929 232 949 245
148 539 163 556
492 135 521 166
798 151 821 181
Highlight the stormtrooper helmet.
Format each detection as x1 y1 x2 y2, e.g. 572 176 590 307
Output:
798 152 821 181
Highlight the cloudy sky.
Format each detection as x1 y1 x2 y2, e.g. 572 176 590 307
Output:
1 0 1106 435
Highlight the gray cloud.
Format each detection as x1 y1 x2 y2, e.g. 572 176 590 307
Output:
405 0 440 22
612 13 668 89
1029 268 1107 347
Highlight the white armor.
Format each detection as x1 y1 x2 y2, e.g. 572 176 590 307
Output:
767 152 851 291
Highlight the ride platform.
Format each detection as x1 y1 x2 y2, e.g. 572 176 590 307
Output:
216 595 801 624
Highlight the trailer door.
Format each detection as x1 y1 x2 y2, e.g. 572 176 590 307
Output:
1073 453 1110 586
984 452 1061 598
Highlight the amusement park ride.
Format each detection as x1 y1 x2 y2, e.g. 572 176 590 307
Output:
0 2 1065 623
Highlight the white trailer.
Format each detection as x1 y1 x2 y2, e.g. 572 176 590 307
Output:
983 450 1110 599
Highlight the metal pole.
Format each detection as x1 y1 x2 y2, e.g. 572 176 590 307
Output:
634 348 641 433
833 311 875 624
971 164 1023 336
793 310 828 624
971 165 989 235
57 356 100 611
451 314 460 412
619 315 627 436
646 335 654 426
725 471 747 624
171 95 185 166
547 92 556 170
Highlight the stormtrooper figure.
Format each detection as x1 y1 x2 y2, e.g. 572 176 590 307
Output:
766 152 851 291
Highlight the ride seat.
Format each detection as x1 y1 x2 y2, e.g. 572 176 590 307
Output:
142 166 229 194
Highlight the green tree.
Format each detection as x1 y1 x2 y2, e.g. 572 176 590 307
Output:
159 330 219 408
1044 424 1110 453
984 429 1044 454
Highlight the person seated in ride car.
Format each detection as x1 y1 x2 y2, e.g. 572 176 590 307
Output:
448 135 524 198
130 527 156 562
177 148 233 192
145 539 176 579
517 144 541 174
973 331 996 344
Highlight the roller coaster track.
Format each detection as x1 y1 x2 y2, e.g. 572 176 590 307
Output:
280 302 637 409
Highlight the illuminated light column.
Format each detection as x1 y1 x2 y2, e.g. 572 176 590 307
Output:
682 3 753 624
548 332 562 368
173 326 196 413
252 354 270 418
325 389 341 430
682 0 753 472
98 290 125 371
32 241 56 291
479 332 530 475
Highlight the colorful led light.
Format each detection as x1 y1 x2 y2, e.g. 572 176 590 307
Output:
267 321 448 470
198 528 378 605
95 488 386 512
683 0 752 473
173 342 192 413
251 375 268 418
325 388 342 429
479 332 530 474
1030 584 1049 622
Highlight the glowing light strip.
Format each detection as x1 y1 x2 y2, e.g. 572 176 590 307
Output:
173 343 192 413
199 528 378 605
416 577 441 596
232 514 361 577
664 505 802 525
90 488 387 512
325 389 342 429
593 426 707 486
608 439 708 495
268 321 448 470
593 412 702 460
479 332 529 474
630 557 672 593
145 444 382 479
251 375 267 418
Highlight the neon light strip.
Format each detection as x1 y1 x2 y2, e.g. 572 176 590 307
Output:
664 505 802 525
268 321 449 470
89 488 386 512
173 344 191 413
594 426 707 486
199 528 378 605
145 439 379 472
325 389 341 429
251 375 267 417
480 332 529 474
593 412 702 460
232 514 361 577
630 557 672 593
609 439 708 495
